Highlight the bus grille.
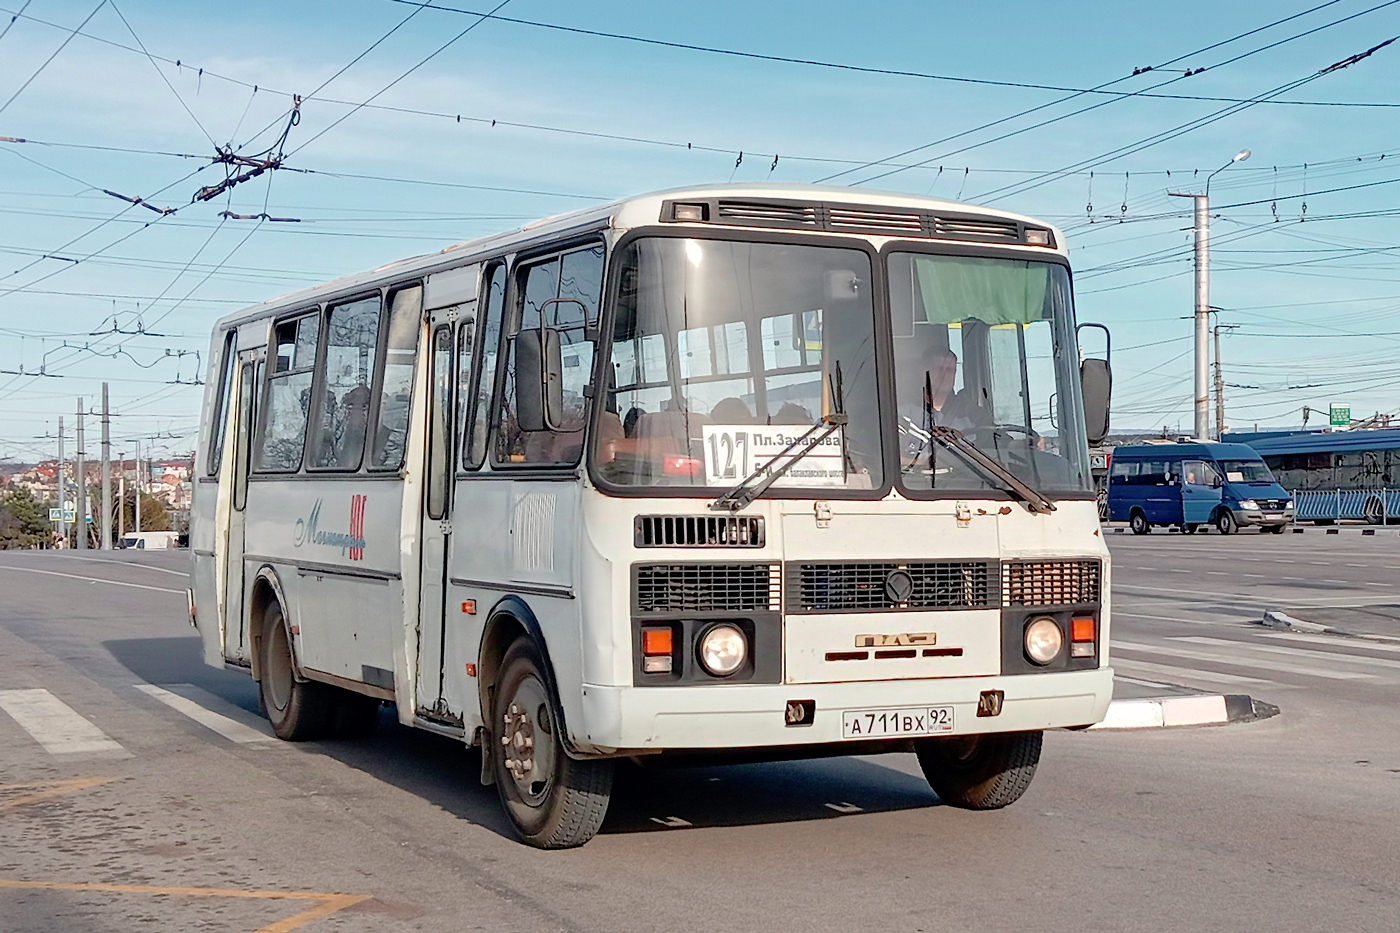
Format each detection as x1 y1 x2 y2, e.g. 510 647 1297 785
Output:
1002 560 1101 607
786 560 998 614
634 514 765 548
634 563 781 613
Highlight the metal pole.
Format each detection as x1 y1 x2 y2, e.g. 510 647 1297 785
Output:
1213 321 1226 438
1192 194 1211 441
101 383 112 550
57 415 65 548
134 437 141 534
118 453 125 543
75 398 86 550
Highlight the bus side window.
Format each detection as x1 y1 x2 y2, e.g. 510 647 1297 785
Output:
206 329 237 476
256 313 320 472
369 285 422 471
311 295 382 471
464 263 505 469
494 245 603 466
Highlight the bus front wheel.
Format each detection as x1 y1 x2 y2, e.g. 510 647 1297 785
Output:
915 730 1042 809
259 602 335 741
1129 512 1150 535
491 639 613 848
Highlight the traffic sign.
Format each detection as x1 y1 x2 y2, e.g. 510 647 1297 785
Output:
1329 403 1350 427
49 508 76 523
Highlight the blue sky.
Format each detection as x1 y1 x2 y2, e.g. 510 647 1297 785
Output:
2 0 1399 462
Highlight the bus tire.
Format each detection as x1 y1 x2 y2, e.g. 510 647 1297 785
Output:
1129 511 1150 535
915 730 1042 810
491 638 613 848
258 602 333 741
1215 509 1237 535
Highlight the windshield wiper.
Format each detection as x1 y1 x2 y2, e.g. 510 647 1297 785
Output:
710 365 847 513
926 425 1057 514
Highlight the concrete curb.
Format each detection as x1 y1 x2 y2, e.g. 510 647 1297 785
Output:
1088 693 1277 730
1257 609 1400 645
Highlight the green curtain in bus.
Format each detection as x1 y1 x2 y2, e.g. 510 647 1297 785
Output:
913 255 1050 326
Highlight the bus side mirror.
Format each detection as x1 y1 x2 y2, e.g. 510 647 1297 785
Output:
515 328 564 432
1080 357 1112 446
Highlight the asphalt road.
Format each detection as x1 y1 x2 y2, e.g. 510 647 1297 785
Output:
1 539 1397 933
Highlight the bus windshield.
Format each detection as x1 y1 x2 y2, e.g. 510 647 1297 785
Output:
595 237 883 491
1218 459 1275 484
889 253 1091 495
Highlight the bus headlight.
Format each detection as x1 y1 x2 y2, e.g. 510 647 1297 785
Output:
1024 617 1063 666
698 624 747 677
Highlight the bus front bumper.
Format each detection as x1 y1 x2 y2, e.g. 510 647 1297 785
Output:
575 668 1113 753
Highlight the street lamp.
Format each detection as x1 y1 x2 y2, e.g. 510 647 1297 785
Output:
1168 148 1251 440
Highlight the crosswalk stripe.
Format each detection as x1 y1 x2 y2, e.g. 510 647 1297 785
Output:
0 689 128 757
1257 631 1400 654
1172 636 1400 672
133 684 274 744
1113 641 1378 681
1114 658 1277 687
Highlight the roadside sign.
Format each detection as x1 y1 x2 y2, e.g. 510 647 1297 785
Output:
49 508 76 523
1329 403 1350 427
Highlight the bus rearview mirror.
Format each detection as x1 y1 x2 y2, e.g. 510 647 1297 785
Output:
1081 357 1111 446
516 328 564 432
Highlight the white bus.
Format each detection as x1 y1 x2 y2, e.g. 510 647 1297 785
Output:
190 184 1114 848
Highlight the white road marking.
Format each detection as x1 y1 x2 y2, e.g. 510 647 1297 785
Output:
1113 641 1377 681
0 689 128 757
1116 583 1400 606
649 816 692 828
1259 631 1400 653
824 802 863 813
0 565 183 594
1205 571 1230 576
1112 611 1222 625
38 555 190 578
1172 636 1400 672
1114 659 1276 686
133 684 274 744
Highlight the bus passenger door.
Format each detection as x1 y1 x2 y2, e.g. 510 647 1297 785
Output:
1180 459 1221 526
223 349 262 662
416 311 457 716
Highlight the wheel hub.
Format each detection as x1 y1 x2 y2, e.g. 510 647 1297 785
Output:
499 677 554 803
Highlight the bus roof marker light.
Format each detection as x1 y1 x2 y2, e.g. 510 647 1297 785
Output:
1024 228 1052 246
673 203 708 222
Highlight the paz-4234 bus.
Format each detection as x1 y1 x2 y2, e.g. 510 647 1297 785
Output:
189 183 1115 848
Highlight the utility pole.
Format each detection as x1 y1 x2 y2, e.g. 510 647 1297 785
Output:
57 415 66 548
1168 148 1250 441
101 383 112 550
1214 320 1225 438
134 437 141 534
118 451 125 542
75 398 86 550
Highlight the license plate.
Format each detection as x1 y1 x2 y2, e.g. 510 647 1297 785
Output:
841 705 954 740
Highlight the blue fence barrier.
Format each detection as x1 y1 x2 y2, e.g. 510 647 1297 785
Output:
1293 488 1400 522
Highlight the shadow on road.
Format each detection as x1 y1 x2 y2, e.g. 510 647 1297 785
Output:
102 635 941 841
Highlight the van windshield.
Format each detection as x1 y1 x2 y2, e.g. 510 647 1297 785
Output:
1218 459 1275 484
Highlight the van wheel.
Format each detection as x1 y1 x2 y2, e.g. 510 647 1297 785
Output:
1215 510 1237 535
491 639 613 848
1129 512 1150 535
915 730 1042 809
259 603 335 741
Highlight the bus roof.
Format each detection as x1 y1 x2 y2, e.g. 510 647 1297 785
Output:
210 182 1068 332
1225 428 1400 456
1110 441 1263 461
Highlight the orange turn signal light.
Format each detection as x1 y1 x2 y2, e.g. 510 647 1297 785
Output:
1071 617 1096 643
642 627 674 656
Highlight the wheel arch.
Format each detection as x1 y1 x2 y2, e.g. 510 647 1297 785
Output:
477 595 576 758
248 565 299 684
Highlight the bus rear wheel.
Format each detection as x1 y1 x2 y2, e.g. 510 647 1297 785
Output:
915 730 1042 809
1129 512 1150 535
491 639 613 848
259 602 335 741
